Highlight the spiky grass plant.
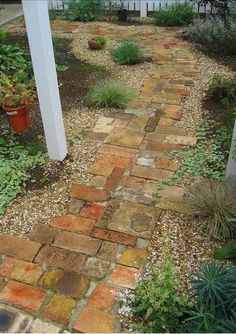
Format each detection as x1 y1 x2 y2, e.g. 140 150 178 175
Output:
186 180 236 239
87 79 134 108
110 40 143 65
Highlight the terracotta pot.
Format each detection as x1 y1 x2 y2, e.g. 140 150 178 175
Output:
88 39 102 50
3 104 30 133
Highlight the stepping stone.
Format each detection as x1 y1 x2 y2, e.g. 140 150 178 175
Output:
108 201 161 239
164 135 197 146
106 128 145 149
43 295 76 326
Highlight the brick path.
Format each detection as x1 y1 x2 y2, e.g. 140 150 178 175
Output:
0 21 198 333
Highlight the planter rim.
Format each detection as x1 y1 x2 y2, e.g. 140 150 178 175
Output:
3 104 27 112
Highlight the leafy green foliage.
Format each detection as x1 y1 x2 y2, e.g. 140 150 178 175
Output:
93 35 107 47
0 44 31 76
87 79 134 108
0 131 46 214
131 251 186 333
160 125 231 186
185 16 236 54
66 0 104 22
180 263 236 333
186 180 236 240
110 40 143 65
153 2 196 26
214 239 236 259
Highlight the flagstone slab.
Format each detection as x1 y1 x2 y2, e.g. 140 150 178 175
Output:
164 134 197 146
87 283 119 310
82 257 111 279
97 241 125 262
118 248 149 269
108 201 161 239
43 295 76 326
106 128 145 149
89 155 132 177
131 165 174 181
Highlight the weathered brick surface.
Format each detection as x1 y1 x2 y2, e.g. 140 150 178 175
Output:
50 214 95 235
40 269 90 298
108 264 140 289
104 167 125 192
29 225 58 244
80 203 106 220
92 228 137 246
87 283 119 310
98 144 138 158
70 184 109 202
131 165 174 181
0 236 41 262
146 140 182 152
106 128 145 149
155 156 181 171
118 248 148 269
122 176 146 191
53 231 102 256
0 281 47 313
73 306 116 333
89 155 132 177
35 245 84 273
43 295 76 325
0 258 43 284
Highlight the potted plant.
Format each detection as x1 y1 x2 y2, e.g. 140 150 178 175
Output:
88 35 107 50
1 73 36 133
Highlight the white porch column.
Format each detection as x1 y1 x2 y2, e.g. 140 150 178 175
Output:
226 121 236 181
22 0 67 161
140 0 147 17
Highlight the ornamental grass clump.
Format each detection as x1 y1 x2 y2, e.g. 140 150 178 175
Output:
87 79 134 108
153 2 196 26
110 40 143 65
186 180 236 240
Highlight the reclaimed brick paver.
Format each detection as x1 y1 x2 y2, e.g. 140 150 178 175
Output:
0 22 199 332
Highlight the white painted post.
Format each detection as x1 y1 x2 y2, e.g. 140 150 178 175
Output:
140 0 147 17
22 0 67 161
226 121 236 181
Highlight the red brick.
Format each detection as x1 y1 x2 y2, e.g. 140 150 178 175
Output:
29 224 58 244
73 306 116 333
80 203 106 220
0 281 47 312
98 144 138 158
108 264 140 289
131 165 174 181
146 140 182 152
104 167 125 192
50 215 95 235
0 235 41 261
69 184 109 202
122 176 146 191
34 245 84 273
163 105 183 120
87 283 119 310
91 228 137 246
89 155 132 177
53 231 102 256
0 258 43 284
155 157 181 171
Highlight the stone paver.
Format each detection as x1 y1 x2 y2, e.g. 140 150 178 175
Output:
0 21 199 333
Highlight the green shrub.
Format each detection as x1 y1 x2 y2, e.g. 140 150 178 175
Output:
180 262 236 333
131 251 186 333
93 35 107 47
186 180 236 240
214 239 236 259
153 2 196 27
0 132 46 214
66 0 104 22
185 16 236 54
87 79 134 108
0 44 31 76
110 40 143 65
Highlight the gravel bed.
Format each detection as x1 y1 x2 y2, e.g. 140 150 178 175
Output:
0 23 158 237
